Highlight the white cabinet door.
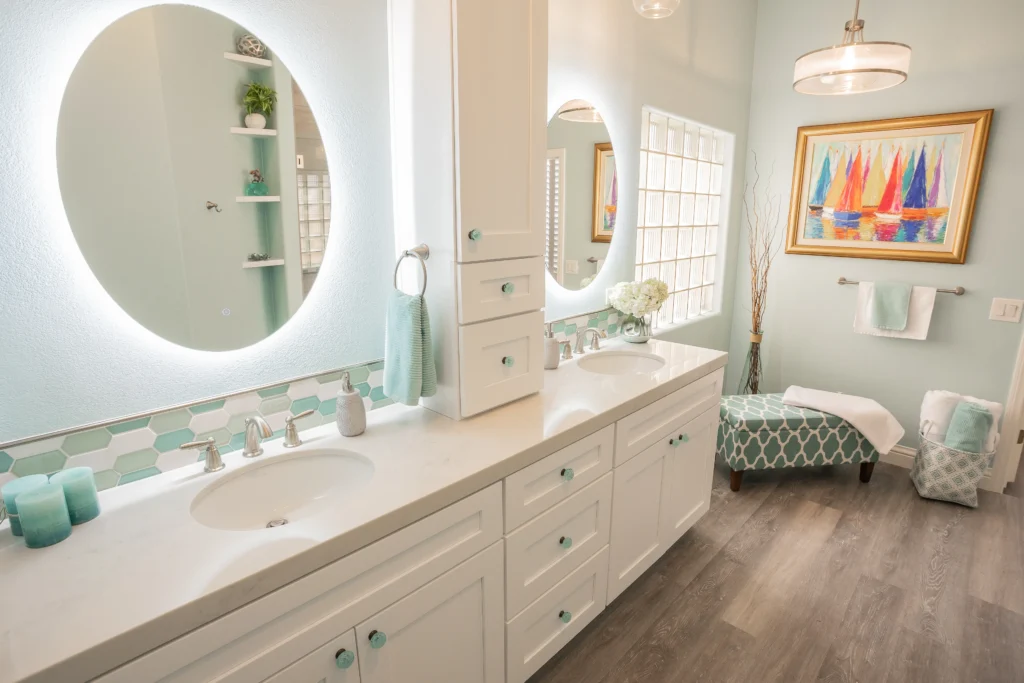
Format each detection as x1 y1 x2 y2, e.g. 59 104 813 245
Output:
606 435 674 602
660 408 717 548
263 630 359 683
356 542 505 683
459 310 544 417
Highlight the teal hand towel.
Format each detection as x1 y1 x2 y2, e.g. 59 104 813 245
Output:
383 290 437 406
870 281 913 331
944 401 993 454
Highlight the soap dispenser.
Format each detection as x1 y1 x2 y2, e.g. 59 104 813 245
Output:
336 371 367 437
544 323 561 370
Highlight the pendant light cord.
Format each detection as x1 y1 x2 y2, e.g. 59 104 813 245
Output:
842 0 864 45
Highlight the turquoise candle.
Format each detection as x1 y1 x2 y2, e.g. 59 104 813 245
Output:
15 483 72 549
50 467 101 525
2 474 49 537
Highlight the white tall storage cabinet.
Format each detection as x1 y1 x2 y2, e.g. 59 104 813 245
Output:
389 0 548 420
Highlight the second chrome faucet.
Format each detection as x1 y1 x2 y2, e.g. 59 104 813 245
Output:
243 415 274 458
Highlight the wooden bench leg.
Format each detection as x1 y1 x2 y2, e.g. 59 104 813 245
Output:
860 462 875 483
730 469 744 492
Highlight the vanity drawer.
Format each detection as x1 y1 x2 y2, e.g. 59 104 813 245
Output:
614 367 723 466
459 310 544 417
263 629 359 683
504 424 614 532
456 257 545 324
506 546 609 683
505 473 612 617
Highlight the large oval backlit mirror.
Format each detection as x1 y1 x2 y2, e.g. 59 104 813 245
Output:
58 5 330 351
545 99 616 291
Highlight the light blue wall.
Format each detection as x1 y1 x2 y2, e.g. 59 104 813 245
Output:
727 0 1024 444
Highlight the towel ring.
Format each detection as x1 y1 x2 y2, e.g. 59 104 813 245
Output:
393 243 430 296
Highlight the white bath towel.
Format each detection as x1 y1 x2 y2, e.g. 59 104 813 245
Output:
854 282 937 340
783 386 905 455
921 390 1003 452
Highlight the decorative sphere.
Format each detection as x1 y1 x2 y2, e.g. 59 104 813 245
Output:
236 34 267 58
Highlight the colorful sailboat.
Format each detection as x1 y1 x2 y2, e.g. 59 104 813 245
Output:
875 149 903 222
926 145 949 217
903 146 929 221
822 150 849 219
834 149 864 223
861 145 887 216
902 148 917 201
808 152 832 213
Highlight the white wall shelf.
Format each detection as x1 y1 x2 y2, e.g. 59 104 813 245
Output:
236 196 281 203
223 52 272 69
229 127 277 137
242 259 285 269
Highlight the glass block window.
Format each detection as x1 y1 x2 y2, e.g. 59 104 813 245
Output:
297 172 331 272
545 149 566 283
636 109 729 328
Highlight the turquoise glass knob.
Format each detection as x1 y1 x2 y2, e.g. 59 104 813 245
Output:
335 649 355 669
368 630 387 649
468 229 483 241
502 356 515 367
559 610 572 624
680 433 690 443
559 536 572 549
560 467 574 482
502 282 515 294
669 438 676 446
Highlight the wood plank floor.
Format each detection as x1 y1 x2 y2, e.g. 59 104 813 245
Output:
529 462 1024 683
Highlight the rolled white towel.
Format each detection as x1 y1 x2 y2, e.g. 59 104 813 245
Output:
920 390 962 441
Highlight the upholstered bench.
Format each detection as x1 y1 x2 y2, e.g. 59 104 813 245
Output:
717 394 880 491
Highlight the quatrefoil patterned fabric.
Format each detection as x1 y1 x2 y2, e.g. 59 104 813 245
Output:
717 394 880 472
909 435 988 508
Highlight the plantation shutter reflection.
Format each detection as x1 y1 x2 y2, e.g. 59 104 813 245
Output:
545 149 566 283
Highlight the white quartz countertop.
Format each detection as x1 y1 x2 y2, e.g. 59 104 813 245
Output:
0 339 727 683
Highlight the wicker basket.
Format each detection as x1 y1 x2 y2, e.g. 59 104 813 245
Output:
910 429 993 508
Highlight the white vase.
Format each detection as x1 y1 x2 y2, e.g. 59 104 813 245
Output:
244 113 267 130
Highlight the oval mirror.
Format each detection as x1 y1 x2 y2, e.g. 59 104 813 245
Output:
58 5 330 351
545 99 616 291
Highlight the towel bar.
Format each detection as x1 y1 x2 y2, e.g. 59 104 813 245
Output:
837 276 965 296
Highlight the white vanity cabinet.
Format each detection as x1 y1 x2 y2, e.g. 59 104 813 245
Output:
262 631 360 683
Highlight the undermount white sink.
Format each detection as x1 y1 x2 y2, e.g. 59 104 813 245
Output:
577 349 667 375
190 450 374 531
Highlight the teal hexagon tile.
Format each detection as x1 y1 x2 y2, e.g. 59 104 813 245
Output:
319 398 338 416
259 394 292 415
291 396 321 414
607 323 618 335
195 428 232 447
62 428 112 456
598 310 609 321
119 467 161 485
368 360 385 372
552 321 566 333
150 409 192 434
189 399 226 415
347 365 371 385
564 323 577 336
257 385 289 398
114 449 159 474
94 469 120 491
11 451 67 476
107 417 151 435
224 431 247 454
369 386 387 401
371 398 394 410
587 318 600 329
354 382 371 397
153 428 195 453
0 452 11 473
317 370 345 385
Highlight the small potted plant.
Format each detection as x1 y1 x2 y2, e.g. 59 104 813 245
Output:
609 278 669 343
242 82 277 129
245 169 269 196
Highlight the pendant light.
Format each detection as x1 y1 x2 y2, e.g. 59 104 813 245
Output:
794 0 911 95
633 0 680 19
556 100 604 123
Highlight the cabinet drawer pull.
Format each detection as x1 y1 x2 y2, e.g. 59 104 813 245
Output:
679 433 689 442
335 648 355 669
559 535 573 549
501 282 515 294
560 467 574 482
502 356 515 367
368 630 388 649
669 438 676 446
468 229 483 241
559 610 572 624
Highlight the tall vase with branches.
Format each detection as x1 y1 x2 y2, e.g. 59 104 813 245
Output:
739 153 781 394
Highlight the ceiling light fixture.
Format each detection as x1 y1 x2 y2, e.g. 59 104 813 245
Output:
793 0 911 96
556 100 604 123
633 0 680 19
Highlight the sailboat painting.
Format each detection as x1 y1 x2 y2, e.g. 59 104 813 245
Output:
786 111 992 264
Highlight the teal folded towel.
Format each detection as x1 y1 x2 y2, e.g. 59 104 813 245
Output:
870 281 913 331
944 401 993 454
383 290 437 406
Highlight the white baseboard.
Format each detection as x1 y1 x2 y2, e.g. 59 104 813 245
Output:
879 445 1002 493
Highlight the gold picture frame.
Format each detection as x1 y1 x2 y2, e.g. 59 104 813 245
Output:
785 110 992 263
592 142 616 243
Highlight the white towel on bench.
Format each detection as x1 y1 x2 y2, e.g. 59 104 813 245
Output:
783 386 904 455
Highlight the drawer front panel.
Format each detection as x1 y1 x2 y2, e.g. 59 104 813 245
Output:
505 474 612 616
459 311 544 417
614 367 723 466
503 424 614 532
506 546 609 683
263 630 359 683
457 257 544 324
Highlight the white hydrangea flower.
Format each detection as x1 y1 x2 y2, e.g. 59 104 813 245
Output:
609 279 669 318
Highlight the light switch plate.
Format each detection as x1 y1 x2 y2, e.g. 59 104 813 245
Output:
564 260 579 274
990 298 1024 322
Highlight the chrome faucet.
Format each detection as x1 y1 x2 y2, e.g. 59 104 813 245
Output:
283 410 315 448
243 415 274 458
181 437 225 473
574 328 606 354
561 341 574 360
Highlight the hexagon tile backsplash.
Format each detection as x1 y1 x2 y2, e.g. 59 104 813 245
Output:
0 308 623 502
